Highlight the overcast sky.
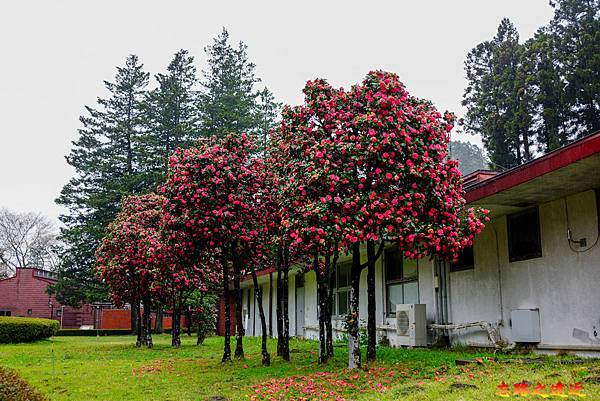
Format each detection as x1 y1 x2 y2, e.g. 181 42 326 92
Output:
0 0 554 225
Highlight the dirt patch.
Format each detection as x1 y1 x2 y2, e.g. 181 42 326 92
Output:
450 383 478 391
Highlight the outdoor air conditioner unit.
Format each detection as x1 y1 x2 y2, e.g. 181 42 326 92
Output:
396 304 427 347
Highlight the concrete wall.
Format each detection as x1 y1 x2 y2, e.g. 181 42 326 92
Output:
448 190 600 349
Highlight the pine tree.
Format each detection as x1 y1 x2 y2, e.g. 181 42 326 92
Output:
523 31 569 152
52 55 151 305
462 18 532 169
144 49 200 174
255 87 281 152
547 0 599 138
198 28 278 141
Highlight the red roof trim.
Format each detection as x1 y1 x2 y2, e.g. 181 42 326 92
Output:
465 131 600 203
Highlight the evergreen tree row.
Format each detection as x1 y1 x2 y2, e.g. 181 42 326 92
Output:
462 0 599 170
51 28 281 305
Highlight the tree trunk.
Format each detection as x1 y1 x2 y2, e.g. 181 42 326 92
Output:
325 250 338 359
155 309 164 334
281 244 290 361
131 305 138 337
348 243 362 369
232 246 244 359
251 270 271 366
143 297 153 348
171 305 181 348
135 299 143 347
366 240 377 363
316 254 328 364
276 248 283 357
221 257 232 363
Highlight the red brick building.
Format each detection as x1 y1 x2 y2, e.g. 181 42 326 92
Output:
0 267 95 328
0 267 185 330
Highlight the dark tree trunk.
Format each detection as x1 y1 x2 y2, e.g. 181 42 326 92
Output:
131 305 138 336
135 299 143 347
276 247 284 357
281 244 290 361
155 309 164 334
348 242 362 369
316 254 328 364
232 245 244 359
143 297 153 348
221 257 232 363
171 304 181 348
325 250 338 359
251 270 271 366
366 240 377 363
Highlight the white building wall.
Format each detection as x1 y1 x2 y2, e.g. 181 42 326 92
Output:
449 190 600 349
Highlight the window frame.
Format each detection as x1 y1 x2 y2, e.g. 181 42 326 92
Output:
0 310 11 317
333 262 351 317
507 207 543 263
385 248 419 317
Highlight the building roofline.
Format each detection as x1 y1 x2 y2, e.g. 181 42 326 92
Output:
465 131 600 203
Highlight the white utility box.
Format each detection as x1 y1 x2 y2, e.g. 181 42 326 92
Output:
396 304 427 347
511 308 541 343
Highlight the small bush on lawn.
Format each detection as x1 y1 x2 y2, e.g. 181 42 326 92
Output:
0 317 59 343
0 366 48 401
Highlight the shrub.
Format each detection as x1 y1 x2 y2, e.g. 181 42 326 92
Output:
0 366 48 401
0 317 59 343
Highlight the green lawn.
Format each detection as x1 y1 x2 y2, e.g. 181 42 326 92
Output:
0 335 598 400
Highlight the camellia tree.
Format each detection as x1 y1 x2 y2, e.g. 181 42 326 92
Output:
162 133 270 364
340 71 489 367
96 194 166 348
274 71 489 368
272 80 352 363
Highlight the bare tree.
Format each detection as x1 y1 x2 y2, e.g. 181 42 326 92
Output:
0 209 58 275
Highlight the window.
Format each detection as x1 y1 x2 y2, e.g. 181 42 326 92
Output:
385 248 418 316
451 247 475 272
56 310 62 317
334 262 351 316
508 208 542 262
0 311 11 316
27 309 33 315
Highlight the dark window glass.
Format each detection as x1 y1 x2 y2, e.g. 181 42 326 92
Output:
27 309 32 315
508 208 542 262
336 262 351 288
385 249 403 281
451 247 475 272
337 290 350 315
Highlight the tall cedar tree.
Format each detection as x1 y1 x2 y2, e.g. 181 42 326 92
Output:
462 19 532 170
144 49 200 173
199 28 279 143
197 28 279 357
547 0 599 139
53 55 151 310
464 2 598 162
